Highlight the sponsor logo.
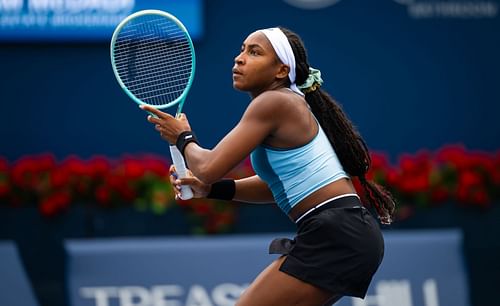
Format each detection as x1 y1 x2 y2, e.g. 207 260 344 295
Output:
77 279 440 306
79 283 249 306
0 0 135 28
393 0 499 19
282 0 499 19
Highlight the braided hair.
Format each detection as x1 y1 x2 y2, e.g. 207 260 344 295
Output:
280 27 396 224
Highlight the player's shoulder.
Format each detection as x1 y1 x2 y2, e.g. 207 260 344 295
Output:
250 89 298 110
255 88 294 101
241 89 294 122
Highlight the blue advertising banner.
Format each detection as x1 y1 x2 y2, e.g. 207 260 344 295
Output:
65 230 469 306
0 0 203 41
0 241 39 306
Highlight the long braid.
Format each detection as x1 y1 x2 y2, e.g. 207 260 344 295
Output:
280 27 396 224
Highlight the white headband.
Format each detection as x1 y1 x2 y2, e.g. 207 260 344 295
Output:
259 28 304 96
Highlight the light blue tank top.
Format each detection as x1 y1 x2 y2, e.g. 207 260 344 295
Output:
250 123 349 214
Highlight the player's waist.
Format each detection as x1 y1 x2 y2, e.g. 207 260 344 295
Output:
294 193 361 226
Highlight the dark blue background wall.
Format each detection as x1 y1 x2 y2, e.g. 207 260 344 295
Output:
1 2 499 306
1 0 499 162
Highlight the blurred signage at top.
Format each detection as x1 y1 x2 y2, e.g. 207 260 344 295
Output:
0 0 203 42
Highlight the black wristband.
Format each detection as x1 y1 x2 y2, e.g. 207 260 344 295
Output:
176 131 199 157
207 179 236 201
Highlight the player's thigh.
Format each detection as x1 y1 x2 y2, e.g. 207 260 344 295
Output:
236 256 334 306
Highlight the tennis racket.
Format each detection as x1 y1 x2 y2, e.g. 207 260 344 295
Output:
110 9 195 200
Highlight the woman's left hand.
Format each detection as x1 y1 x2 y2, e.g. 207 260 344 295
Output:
140 105 192 144
169 165 211 199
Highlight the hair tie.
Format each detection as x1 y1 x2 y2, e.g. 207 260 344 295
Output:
298 67 323 93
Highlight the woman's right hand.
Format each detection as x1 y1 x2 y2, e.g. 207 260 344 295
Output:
169 165 211 199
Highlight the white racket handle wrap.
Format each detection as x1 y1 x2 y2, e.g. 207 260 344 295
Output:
169 145 194 200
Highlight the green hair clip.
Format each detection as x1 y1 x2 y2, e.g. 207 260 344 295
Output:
298 67 323 93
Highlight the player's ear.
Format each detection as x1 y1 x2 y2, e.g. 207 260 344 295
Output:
276 64 290 80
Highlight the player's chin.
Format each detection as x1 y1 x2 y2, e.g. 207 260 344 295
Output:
232 80 247 91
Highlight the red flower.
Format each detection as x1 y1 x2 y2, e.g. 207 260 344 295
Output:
431 187 449 203
95 185 111 205
0 157 9 198
370 152 390 169
399 154 419 174
37 154 57 172
116 184 136 202
471 190 490 208
399 175 429 194
436 144 468 169
11 157 39 188
87 156 111 178
386 168 400 187
193 201 211 215
0 144 498 233
105 173 126 189
458 170 482 188
39 191 71 217
62 156 87 176
50 168 70 189
122 157 146 180
0 157 8 172
142 155 169 176
0 180 9 198
176 198 192 207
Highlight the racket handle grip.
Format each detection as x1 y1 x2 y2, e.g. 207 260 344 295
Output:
169 145 194 200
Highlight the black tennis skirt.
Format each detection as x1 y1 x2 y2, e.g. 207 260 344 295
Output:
269 194 384 298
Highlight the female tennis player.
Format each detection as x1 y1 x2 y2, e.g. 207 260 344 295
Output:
141 27 395 306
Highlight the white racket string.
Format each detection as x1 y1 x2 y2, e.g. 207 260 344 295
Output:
113 15 193 106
